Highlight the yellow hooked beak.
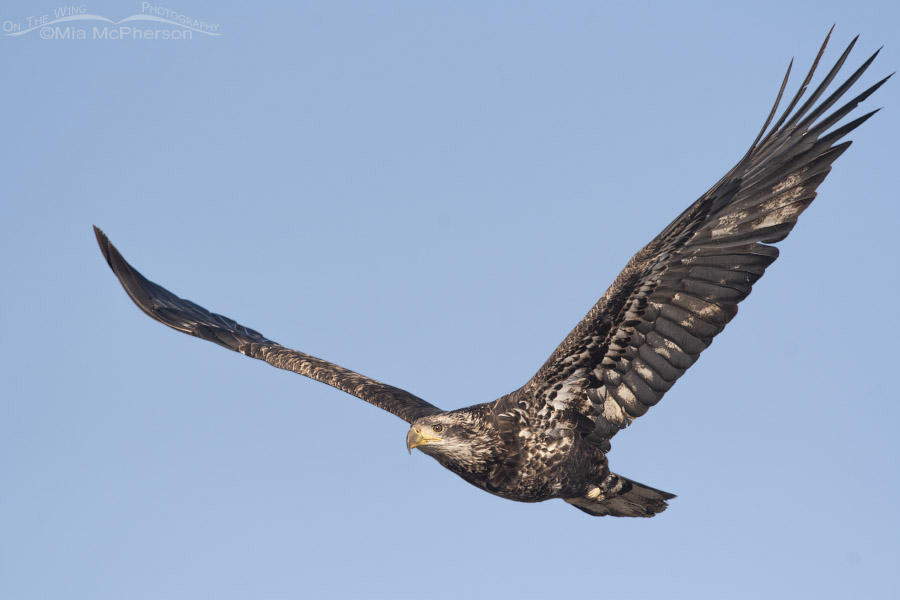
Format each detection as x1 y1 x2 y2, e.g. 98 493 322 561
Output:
406 425 442 453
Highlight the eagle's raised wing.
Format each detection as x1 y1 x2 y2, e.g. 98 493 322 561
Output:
94 227 442 424
521 32 889 446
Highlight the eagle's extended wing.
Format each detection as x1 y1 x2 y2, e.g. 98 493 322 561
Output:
521 32 889 446
94 227 442 424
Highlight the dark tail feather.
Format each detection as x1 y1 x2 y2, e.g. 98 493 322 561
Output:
564 475 675 518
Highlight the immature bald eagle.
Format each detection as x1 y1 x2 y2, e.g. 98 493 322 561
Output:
96 32 887 517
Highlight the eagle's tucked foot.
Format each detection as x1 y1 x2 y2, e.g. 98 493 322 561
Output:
564 475 676 518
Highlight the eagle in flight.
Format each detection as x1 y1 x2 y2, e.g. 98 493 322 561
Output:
96 32 888 517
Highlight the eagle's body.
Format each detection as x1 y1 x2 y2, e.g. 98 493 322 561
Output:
415 401 607 503
407 372 674 516
95 32 888 517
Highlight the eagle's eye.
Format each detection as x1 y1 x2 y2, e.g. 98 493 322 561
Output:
432 424 443 433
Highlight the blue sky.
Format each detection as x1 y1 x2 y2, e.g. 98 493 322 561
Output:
2 1 899 599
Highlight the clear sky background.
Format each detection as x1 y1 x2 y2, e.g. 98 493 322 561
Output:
2 1 899 599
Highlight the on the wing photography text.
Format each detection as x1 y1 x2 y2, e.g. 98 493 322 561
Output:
2 3 221 40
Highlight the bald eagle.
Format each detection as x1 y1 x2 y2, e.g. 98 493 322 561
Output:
96 32 887 517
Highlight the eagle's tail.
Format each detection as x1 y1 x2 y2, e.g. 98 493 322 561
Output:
564 474 675 518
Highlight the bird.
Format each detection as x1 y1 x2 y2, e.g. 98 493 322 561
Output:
95 31 888 517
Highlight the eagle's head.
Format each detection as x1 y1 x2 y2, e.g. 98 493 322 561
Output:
406 414 462 455
406 410 500 473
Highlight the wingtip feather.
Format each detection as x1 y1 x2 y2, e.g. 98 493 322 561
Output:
93 225 111 262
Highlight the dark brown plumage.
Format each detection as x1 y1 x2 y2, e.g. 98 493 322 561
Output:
96 31 888 517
